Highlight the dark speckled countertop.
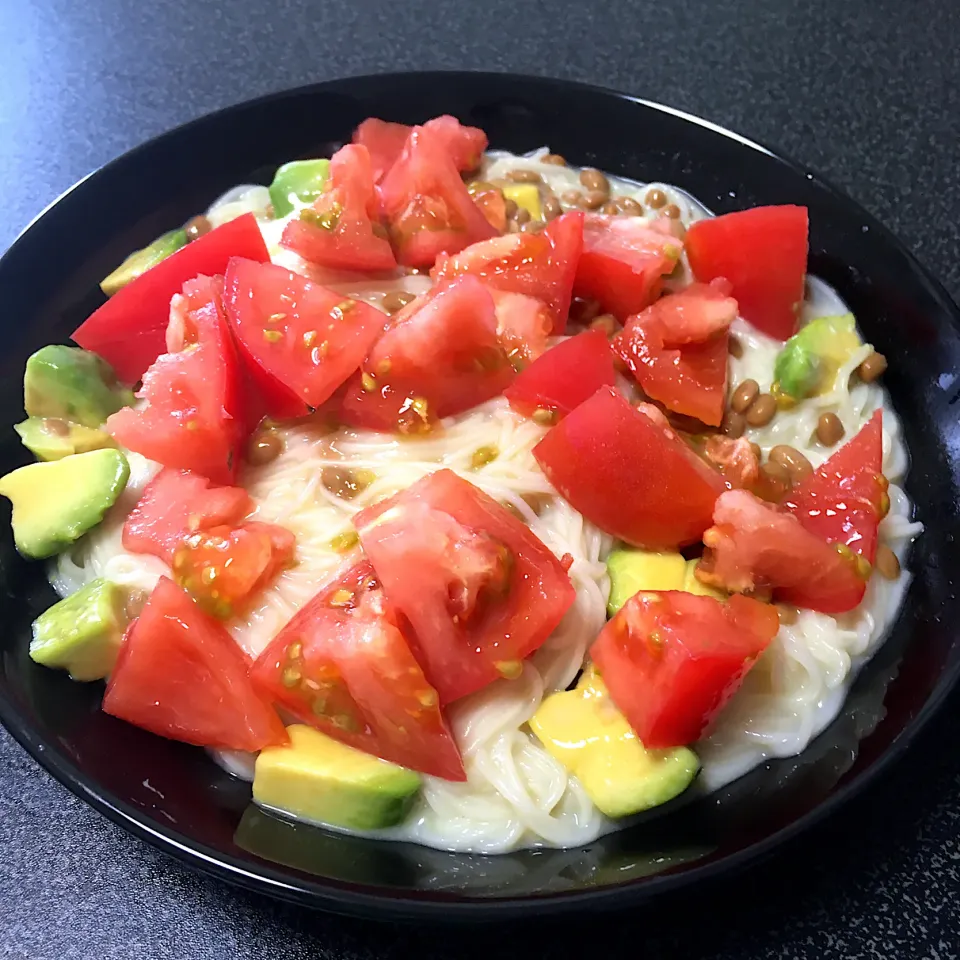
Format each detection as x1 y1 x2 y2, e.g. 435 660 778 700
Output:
2 0 960 957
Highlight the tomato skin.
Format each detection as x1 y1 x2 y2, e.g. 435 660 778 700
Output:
698 489 869 613
533 387 726 550
106 276 244 485
783 410 885 561
223 258 387 418
339 276 513 433
250 561 465 781
614 281 739 426
573 215 682 319
432 212 585 333
103 578 288 752
504 330 616 420
592 590 780 748
280 144 397 273
354 469 576 704
73 214 270 384
686 205 808 341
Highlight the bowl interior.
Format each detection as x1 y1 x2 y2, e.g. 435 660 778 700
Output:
1 72 959 919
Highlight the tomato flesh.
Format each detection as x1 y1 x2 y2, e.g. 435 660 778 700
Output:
573 215 682 319
533 387 725 550
223 257 387 418
250 560 465 780
490 289 553 368
432 211 584 333
697 489 870 613
339 275 513 433
73 214 269 384
614 280 738 426
504 329 616 420
686 205 808 341
103 578 288 751
106 275 244 484
592 590 780 748
353 469 576 704
280 144 397 273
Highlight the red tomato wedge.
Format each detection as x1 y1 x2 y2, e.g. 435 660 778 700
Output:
783 410 886 561
573 215 682 320
106 275 244 484
223 258 386 418
122 468 253 564
432 211 585 333
593 590 780 748
353 469 576 704
354 115 487 183
504 330 616 420
103 578 288 751
490 289 554 367
613 280 739 426
686 205 808 341
339 276 513 433
533 387 725 549
701 435 761 490
73 214 269 384
280 144 397 273
250 560 465 780
377 125 496 267
697 489 870 613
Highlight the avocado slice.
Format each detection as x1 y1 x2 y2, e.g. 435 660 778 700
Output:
0 448 130 559
530 669 699 818
268 159 331 217
24 346 134 428
606 548 723 616
100 228 188 296
253 724 421 830
773 313 862 401
501 183 542 220
15 417 114 461
30 578 130 681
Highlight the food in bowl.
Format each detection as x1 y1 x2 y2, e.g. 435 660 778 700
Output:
1 114 922 854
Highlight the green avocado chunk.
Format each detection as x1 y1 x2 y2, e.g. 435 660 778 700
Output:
100 228 188 296
24 345 134 428
30 578 130 681
773 313 862 401
0 448 129 559
253 724 421 831
15 418 114 461
268 159 331 217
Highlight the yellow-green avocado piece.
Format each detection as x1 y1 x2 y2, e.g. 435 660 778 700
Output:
15 417 115 461
501 183 542 220
0 448 129 559
773 313 862 401
606 548 724 616
269 159 332 217
30 578 130 681
24 345 134 428
253 725 422 831
100 228 188 296
530 669 700 819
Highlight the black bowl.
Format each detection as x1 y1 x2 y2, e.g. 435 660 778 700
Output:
1 72 958 922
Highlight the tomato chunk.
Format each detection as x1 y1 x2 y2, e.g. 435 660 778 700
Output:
103 578 287 751
353 118 411 183
686 205 808 341
122 468 253 564
250 561 465 780
533 387 725 550
701 435 760 490
592 590 780 748
614 280 739 426
490 289 553 367
280 144 397 273
106 275 244 484
573 215 682 320
223 258 386 418
432 211 584 333
353 469 575 704
783 410 885 561
377 125 496 267
339 276 512 433
505 330 616 420
697 489 870 613
73 214 269 384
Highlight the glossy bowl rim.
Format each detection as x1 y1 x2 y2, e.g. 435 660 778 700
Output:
1 69 958 921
